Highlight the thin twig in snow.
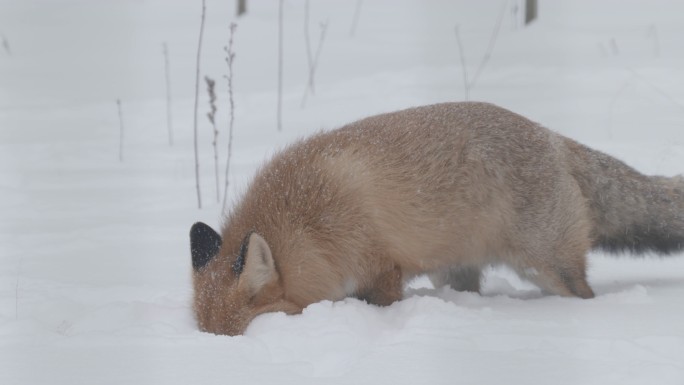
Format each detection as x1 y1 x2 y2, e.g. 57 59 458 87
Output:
454 1 507 100
277 0 284 131
205 76 220 203
468 0 507 91
222 23 238 213
311 21 329 86
301 3 329 108
193 0 207 209
627 68 684 113
304 0 313 85
454 26 469 100
609 69 684 141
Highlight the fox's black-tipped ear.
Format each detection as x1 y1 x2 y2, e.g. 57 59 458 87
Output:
190 222 222 271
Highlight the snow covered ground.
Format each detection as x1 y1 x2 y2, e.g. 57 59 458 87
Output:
1 0 684 384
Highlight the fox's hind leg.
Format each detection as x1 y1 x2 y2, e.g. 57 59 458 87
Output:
524 260 595 299
429 266 482 292
516 227 595 299
359 264 404 306
511 181 596 299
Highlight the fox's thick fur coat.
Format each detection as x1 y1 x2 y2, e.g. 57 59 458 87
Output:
190 102 684 336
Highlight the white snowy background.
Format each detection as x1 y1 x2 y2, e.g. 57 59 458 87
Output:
1 0 683 384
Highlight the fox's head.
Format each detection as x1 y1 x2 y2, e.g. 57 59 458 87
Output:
189 222 301 336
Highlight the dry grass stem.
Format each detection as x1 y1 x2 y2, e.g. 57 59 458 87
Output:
205 76 220 203
222 23 238 213
193 0 207 209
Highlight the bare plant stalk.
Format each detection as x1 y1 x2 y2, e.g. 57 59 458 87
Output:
193 0 207 209
163 42 174 146
301 1 329 107
222 23 238 213
117 99 124 162
303 0 313 90
350 0 363 37
510 0 520 30
205 76 219 203
469 0 507 90
277 0 284 131
454 0 506 100
627 68 684 113
310 21 329 89
454 26 469 100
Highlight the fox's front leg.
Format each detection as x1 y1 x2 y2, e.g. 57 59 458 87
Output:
359 264 403 306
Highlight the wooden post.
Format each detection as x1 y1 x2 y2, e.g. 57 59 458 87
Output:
525 0 538 25
237 0 247 17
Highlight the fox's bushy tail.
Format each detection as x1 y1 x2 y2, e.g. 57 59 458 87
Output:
564 139 684 255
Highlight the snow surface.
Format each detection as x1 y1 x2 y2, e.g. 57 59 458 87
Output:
1 1 684 384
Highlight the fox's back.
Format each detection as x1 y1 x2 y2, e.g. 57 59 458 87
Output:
245 102 574 275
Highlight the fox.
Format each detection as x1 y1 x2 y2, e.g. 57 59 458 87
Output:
190 102 684 336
